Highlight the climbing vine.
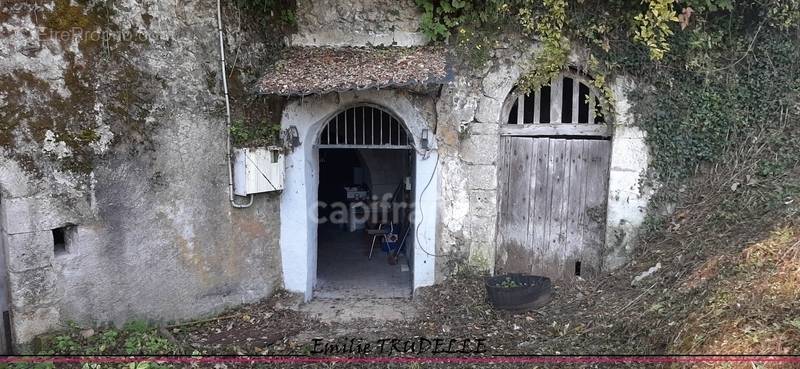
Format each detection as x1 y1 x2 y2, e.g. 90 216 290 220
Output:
416 0 800 187
234 0 296 28
632 0 679 60
225 0 297 148
516 0 569 91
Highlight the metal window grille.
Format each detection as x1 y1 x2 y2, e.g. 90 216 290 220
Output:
319 106 412 149
506 72 606 125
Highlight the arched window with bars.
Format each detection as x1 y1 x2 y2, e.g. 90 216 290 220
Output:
502 71 609 137
318 105 412 149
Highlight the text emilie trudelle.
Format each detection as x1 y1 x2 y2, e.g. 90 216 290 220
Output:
310 337 488 356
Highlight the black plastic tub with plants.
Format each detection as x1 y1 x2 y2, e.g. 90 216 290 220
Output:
485 274 552 312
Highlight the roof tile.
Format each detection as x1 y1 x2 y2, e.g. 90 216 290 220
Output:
258 46 449 96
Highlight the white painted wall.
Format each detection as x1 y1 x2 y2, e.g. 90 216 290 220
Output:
280 91 438 300
603 77 654 270
412 150 437 288
357 149 408 199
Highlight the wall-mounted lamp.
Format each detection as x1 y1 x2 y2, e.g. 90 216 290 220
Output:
420 129 430 150
284 125 301 149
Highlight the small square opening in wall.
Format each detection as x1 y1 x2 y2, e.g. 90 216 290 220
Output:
52 225 75 255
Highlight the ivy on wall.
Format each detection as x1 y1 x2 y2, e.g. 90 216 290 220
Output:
415 0 800 187
224 0 298 148
235 0 297 29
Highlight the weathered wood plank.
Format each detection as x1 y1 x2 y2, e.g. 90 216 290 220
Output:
565 140 588 278
516 95 524 125
498 137 533 273
571 78 580 124
500 124 611 137
527 138 551 276
533 89 540 124
499 138 511 216
533 138 555 277
539 139 566 278
552 140 572 279
522 138 537 271
496 134 610 279
495 137 512 270
581 140 611 276
550 77 563 124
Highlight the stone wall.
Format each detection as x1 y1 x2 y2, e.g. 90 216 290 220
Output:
433 44 653 278
0 0 283 345
433 49 524 277
291 0 426 46
0 0 654 347
603 77 654 270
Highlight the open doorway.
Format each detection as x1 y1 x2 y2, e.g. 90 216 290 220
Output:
316 148 414 298
279 99 438 300
313 104 417 299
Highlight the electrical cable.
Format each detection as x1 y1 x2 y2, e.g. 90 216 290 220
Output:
413 146 450 258
217 0 253 208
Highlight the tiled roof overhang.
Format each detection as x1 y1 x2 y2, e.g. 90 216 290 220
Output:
257 46 450 96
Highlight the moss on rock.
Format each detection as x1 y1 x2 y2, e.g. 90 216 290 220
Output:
0 0 162 177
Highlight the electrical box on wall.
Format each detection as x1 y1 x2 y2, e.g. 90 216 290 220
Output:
233 147 284 195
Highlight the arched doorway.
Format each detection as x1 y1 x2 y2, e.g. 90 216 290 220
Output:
279 92 437 302
496 70 612 280
315 105 414 298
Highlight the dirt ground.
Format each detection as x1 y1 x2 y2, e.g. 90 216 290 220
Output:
27 127 800 369
174 273 633 356
171 206 800 367
167 140 800 368
27 196 800 369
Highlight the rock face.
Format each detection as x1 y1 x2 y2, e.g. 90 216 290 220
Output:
0 0 654 348
291 0 427 46
0 0 281 345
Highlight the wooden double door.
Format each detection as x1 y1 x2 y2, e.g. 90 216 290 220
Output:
495 137 611 279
